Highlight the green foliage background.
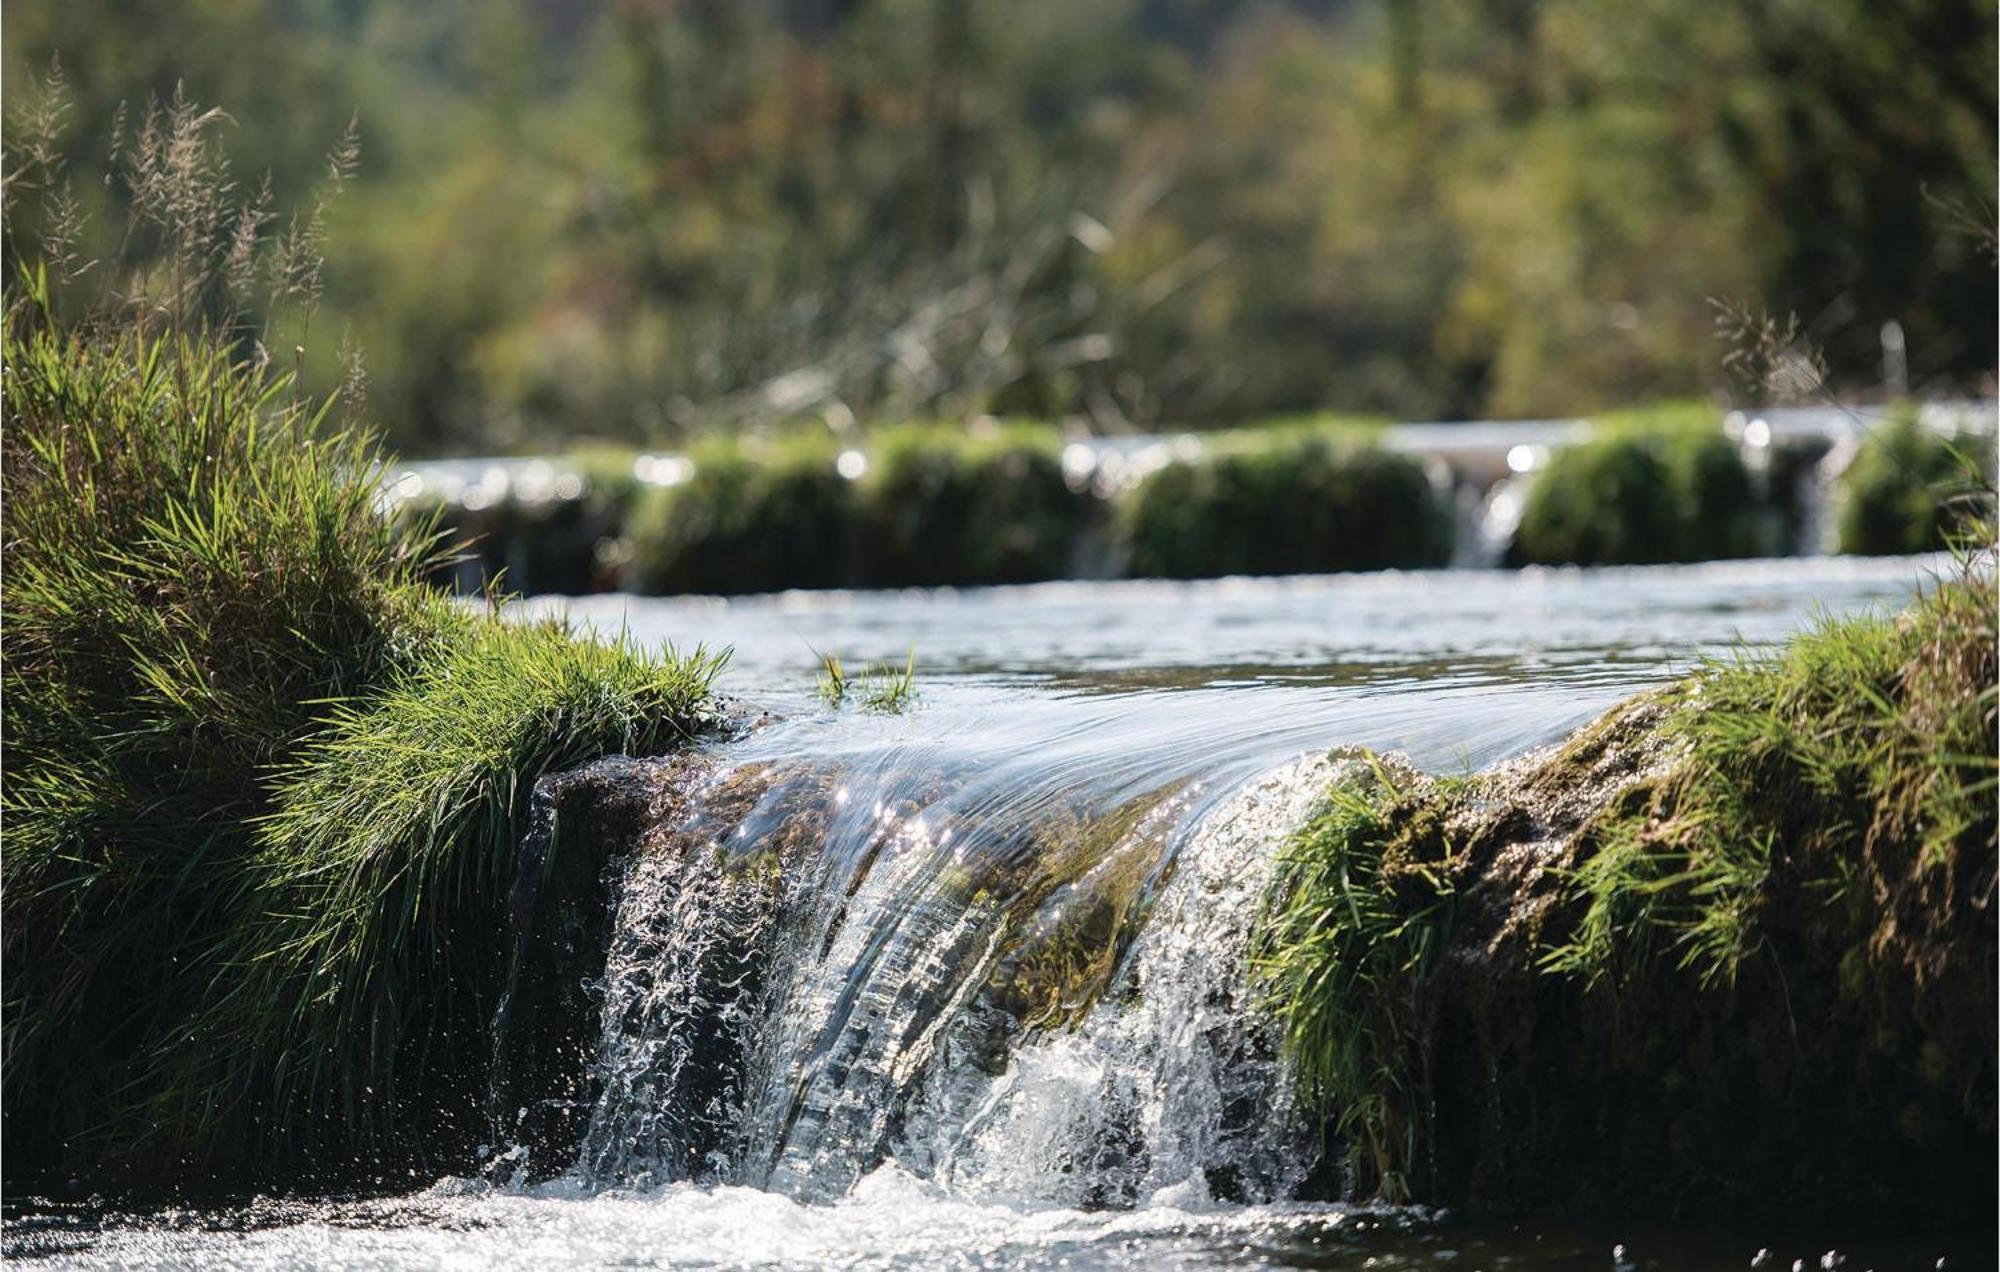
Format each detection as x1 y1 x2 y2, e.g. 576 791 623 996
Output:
5 0 1993 456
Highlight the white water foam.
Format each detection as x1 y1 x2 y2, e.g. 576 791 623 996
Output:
909 752 1350 1207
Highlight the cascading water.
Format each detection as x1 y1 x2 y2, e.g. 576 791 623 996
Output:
560 745 1360 1210
517 556 1968 1218
908 752 1355 1209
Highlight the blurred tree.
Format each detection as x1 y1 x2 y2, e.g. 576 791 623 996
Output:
6 0 1991 453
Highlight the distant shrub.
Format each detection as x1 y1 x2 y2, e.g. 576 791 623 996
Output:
1509 416 1762 566
454 450 640 595
1122 430 1451 578
858 425 1085 587
625 437 859 594
1837 414 1992 556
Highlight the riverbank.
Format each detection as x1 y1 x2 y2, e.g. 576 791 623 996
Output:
0 316 725 1193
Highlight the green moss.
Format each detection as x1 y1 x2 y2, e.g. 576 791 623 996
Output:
1509 409 1764 565
858 424 1085 587
2 318 723 1189
988 785 1186 1033
625 435 859 594
1122 428 1451 578
1837 412 1994 555
1253 758 1456 1203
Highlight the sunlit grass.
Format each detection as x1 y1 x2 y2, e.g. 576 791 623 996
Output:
2 312 726 1184
815 647 918 713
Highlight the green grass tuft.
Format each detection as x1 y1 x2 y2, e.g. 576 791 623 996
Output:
814 648 918 713
2 315 724 1188
1252 758 1459 1203
147 615 722 1173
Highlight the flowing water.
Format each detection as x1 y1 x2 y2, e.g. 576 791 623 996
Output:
7 557 1976 1270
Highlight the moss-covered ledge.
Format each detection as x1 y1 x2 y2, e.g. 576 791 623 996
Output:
1255 567 1997 1228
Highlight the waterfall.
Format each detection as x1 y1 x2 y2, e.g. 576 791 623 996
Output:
559 744 1356 1209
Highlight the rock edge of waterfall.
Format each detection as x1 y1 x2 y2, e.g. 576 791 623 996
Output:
1255 564 1996 1228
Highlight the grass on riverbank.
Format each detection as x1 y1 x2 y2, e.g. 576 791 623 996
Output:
2 314 723 1189
1254 552 1997 1221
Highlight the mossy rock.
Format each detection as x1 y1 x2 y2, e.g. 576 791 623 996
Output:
857 424 1086 587
1508 420 1764 566
1121 430 1451 578
1256 569 1999 1225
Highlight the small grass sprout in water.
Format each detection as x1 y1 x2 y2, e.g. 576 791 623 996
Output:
813 647 918 713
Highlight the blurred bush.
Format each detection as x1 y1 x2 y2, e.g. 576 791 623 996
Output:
858 425 1084 587
1508 410 1763 566
1121 428 1452 578
626 439 857 595
1837 414 1994 555
390 450 644 596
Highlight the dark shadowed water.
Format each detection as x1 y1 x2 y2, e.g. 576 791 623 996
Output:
9 556 1980 1271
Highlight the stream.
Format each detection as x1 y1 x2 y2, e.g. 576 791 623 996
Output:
7 556 1973 1270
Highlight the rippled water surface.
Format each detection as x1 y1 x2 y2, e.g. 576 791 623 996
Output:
9 556 1973 1271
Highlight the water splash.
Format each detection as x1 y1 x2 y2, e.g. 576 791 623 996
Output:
911 752 1354 1207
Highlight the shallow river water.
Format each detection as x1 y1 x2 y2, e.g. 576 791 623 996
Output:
7 556 1978 1271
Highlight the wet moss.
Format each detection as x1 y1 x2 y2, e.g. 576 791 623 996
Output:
986 785 1189 1032
1257 567 1997 1225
